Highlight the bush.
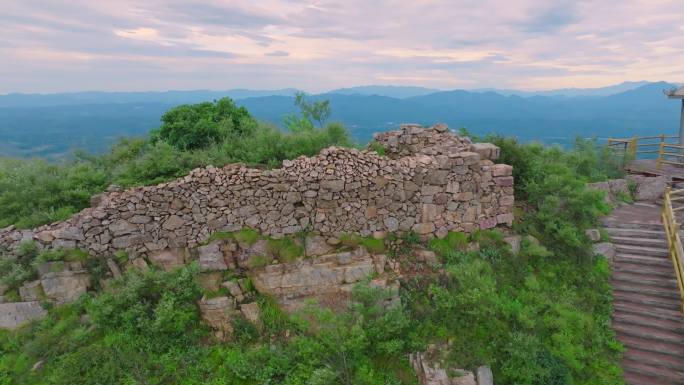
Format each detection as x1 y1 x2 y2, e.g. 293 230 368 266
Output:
156 97 257 150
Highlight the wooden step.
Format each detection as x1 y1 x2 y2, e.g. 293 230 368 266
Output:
612 271 680 290
624 370 679 385
622 358 684 383
614 321 684 344
617 333 684 359
614 244 669 258
612 262 678 278
614 302 684 322
611 236 668 248
612 281 683 301
606 227 667 239
614 291 682 311
614 253 673 268
624 346 684 371
602 220 664 231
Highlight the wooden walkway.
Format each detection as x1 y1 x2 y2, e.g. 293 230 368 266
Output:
603 203 684 384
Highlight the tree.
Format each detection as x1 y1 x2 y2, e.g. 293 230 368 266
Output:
157 98 256 150
285 92 331 132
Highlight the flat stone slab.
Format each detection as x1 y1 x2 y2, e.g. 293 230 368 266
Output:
0 301 47 330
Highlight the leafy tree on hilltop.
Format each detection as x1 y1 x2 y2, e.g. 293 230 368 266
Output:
285 92 331 132
156 97 257 150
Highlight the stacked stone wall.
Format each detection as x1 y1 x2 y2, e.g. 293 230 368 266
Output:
0 124 514 259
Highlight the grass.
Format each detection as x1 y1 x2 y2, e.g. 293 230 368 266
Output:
234 228 260 246
360 237 386 254
203 231 236 245
36 248 89 263
267 238 304 263
247 255 273 269
429 231 468 255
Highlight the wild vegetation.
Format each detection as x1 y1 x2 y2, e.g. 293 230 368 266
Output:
0 100 625 384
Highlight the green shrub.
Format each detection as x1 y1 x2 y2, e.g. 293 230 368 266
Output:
36 248 89 264
429 231 468 255
368 142 387 156
156 97 257 150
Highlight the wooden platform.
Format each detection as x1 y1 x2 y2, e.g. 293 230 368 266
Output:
627 159 684 180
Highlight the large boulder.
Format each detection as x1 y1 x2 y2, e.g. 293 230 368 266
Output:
148 248 187 271
40 271 90 304
628 175 669 201
198 296 236 340
0 302 47 330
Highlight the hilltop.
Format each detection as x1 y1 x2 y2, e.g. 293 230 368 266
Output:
0 97 626 384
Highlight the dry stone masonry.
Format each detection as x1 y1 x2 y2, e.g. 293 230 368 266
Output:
0 124 514 259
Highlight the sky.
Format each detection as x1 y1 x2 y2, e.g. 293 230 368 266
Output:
1 0 683 93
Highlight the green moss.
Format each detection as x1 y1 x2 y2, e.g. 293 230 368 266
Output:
360 237 386 254
234 228 260 246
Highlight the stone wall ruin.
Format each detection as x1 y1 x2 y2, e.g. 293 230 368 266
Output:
0 123 514 259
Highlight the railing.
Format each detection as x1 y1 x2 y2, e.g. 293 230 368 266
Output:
607 135 684 169
662 187 684 313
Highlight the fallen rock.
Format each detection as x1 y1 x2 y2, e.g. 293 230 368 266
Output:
504 235 522 255
476 366 493 385
19 280 43 302
198 296 235 340
593 242 616 262
585 229 601 242
305 235 334 257
240 302 261 325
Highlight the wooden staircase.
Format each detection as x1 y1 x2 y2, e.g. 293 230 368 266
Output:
604 206 684 385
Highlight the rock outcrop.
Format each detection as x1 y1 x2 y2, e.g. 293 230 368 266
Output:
410 349 494 385
0 301 47 330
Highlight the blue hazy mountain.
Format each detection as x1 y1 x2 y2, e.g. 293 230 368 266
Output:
0 89 301 108
326 86 441 98
475 81 652 98
0 82 681 159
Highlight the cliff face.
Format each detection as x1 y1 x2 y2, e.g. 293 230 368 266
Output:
0 124 514 259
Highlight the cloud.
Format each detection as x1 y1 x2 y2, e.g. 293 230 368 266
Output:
266 50 289 57
0 0 683 93
518 1 579 33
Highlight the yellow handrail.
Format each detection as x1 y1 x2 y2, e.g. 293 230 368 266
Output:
607 135 684 170
661 187 684 313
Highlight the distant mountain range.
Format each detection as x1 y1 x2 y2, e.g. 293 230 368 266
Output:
0 81 681 159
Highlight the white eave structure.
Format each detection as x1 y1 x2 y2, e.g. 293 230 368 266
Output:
665 86 684 99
